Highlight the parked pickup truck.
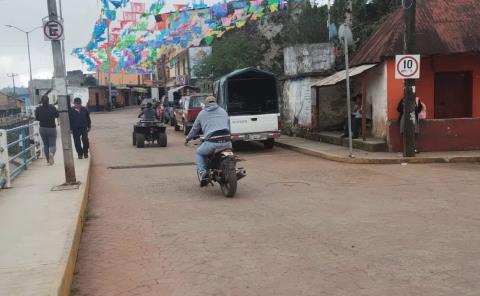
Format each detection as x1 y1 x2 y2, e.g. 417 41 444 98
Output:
214 68 281 149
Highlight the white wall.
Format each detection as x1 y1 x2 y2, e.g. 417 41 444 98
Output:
365 63 388 138
283 78 312 127
67 87 89 106
284 44 335 76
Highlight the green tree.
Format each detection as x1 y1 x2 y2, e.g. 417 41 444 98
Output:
195 25 265 79
284 1 329 45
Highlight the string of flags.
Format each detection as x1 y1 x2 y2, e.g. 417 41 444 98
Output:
74 0 287 74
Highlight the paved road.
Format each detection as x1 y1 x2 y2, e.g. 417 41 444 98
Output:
73 107 480 296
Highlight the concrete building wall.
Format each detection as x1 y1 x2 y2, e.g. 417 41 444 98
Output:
284 44 335 76
282 78 313 127
67 70 84 87
88 87 108 111
30 79 55 105
96 72 144 86
364 63 388 138
316 84 352 130
67 87 89 106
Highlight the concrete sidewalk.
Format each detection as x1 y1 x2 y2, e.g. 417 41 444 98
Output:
0 140 90 296
276 135 480 164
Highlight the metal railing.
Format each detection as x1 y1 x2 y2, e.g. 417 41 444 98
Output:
0 122 42 188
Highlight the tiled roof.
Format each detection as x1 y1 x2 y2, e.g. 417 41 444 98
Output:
351 0 480 66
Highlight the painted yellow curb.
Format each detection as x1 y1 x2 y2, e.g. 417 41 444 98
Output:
55 157 92 296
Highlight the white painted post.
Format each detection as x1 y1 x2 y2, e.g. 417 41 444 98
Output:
32 122 43 159
0 129 11 188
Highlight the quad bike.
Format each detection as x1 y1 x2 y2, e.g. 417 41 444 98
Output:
132 120 167 148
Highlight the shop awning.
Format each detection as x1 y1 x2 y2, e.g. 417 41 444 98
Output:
312 64 377 88
132 87 148 93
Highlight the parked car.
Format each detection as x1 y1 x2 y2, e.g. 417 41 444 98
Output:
173 94 210 135
166 85 200 127
214 68 280 149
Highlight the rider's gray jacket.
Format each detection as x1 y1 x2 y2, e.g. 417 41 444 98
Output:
139 107 157 121
186 103 229 141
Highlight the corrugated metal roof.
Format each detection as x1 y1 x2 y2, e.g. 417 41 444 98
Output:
312 64 377 88
351 0 480 66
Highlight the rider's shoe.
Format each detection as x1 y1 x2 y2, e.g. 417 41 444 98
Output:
199 172 208 187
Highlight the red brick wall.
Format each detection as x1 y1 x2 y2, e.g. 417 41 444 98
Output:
88 88 108 107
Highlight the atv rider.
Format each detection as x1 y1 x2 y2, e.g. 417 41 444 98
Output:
185 95 231 181
138 102 159 121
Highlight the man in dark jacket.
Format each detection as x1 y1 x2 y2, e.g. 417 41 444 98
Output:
69 97 91 159
138 102 158 121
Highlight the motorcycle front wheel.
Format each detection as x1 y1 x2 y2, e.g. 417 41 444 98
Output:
220 158 237 198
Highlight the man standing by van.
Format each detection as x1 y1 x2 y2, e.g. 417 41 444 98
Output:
185 96 231 182
69 98 91 159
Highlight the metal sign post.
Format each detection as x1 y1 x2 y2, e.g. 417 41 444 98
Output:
402 0 417 157
341 0 354 157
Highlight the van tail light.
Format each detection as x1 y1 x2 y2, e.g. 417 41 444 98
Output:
277 115 282 129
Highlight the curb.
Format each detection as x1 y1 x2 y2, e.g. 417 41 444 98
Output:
56 157 92 296
275 141 479 164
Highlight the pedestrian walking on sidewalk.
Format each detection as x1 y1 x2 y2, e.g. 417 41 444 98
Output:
69 98 91 159
35 96 59 165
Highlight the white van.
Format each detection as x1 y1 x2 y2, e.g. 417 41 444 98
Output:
214 68 280 149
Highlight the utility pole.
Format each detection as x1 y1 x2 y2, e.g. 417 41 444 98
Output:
107 24 113 111
344 0 353 157
6 73 18 95
46 0 77 184
402 0 416 157
162 55 168 94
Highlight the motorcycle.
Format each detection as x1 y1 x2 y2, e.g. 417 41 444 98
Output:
187 137 246 197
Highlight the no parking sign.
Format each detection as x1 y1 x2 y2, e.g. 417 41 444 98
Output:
395 55 420 79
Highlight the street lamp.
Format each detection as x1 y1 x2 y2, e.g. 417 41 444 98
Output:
5 24 42 110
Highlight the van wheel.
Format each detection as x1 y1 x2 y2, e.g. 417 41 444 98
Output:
263 139 275 149
174 122 180 131
170 117 176 127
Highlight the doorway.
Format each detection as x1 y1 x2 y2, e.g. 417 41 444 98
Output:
95 93 100 111
434 71 472 119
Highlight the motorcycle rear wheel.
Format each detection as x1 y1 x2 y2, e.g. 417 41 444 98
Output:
220 159 237 198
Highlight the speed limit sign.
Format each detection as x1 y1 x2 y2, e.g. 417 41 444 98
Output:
395 55 420 79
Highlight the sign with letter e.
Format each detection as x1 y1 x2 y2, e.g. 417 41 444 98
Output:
43 19 64 41
395 55 420 79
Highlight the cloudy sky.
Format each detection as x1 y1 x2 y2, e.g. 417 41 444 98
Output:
0 0 329 89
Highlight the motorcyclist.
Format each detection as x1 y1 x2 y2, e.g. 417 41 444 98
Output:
138 102 158 121
185 95 231 183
